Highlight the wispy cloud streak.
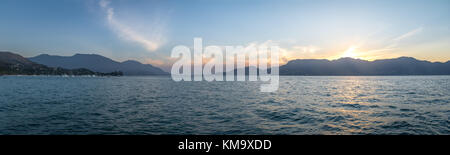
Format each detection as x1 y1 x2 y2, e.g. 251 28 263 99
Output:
393 26 423 42
366 26 424 56
99 0 163 52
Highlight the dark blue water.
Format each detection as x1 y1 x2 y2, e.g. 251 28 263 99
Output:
0 76 449 134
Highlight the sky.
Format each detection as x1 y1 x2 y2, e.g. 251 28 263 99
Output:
0 0 449 71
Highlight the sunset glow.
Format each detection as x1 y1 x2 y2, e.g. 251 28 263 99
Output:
0 0 448 71
342 46 359 58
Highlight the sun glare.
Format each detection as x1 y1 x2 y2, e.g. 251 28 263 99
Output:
342 46 358 58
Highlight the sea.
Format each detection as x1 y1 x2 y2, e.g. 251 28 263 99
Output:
0 75 448 134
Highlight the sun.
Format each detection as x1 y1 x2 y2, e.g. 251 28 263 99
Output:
342 46 358 58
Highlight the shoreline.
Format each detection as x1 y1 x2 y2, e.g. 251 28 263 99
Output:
1 74 449 77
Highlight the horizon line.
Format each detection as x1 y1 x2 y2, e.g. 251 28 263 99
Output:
2 50 450 66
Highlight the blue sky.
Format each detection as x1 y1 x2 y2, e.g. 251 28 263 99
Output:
0 0 449 70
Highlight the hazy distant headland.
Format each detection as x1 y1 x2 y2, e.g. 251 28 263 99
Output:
1 51 450 76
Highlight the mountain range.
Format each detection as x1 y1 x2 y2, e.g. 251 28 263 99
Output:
279 57 450 75
225 57 450 76
29 54 168 75
2 51 449 76
0 51 121 76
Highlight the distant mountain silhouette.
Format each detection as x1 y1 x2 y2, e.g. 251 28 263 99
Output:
8 52 450 76
0 51 122 76
279 57 450 75
198 57 450 76
29 54 168 75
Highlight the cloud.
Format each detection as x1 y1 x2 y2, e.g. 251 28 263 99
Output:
145 58 166 66
292 45 321 54
99 0 164 52
239 40 321 64
356 26 424 59
393 26 423 42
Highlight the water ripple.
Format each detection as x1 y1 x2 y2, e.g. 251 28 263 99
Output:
0 76 449 135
